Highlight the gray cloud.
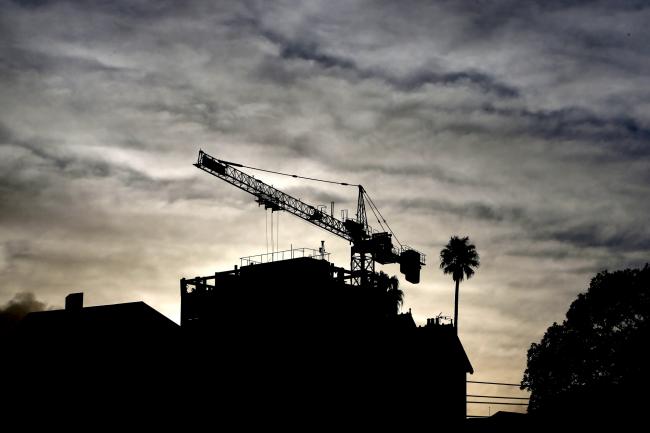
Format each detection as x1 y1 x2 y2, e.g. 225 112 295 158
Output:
398 195 650 255
1 0 649 410
544 223 650 253
399 197 527 223
257 25 520 98
479 104 650 156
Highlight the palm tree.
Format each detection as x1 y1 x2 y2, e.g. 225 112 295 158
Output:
439 236 480 334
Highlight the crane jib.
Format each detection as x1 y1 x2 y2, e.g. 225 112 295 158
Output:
196 151 354 242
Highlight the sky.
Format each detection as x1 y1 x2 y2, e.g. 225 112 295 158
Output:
1 0 649 414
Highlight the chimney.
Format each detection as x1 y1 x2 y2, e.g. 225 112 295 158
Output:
65 292 83 311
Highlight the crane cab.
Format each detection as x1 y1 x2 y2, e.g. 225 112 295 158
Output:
344 219 366 242
372 232 395 264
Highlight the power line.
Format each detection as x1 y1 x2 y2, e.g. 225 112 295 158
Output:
468 381 526 387
467 401 529 406
467 395 529 400
265 210 269 255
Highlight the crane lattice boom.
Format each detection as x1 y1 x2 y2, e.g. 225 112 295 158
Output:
196 150 356 241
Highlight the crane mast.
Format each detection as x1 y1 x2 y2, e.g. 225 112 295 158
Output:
195 150 424 285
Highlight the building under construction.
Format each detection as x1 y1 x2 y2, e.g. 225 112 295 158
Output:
179 151 474 424
5 150 474 425
181 252 473 424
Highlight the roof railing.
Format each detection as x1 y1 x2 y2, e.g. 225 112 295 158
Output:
240 247 330 267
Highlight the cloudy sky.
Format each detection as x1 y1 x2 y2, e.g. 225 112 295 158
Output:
1 0 649 412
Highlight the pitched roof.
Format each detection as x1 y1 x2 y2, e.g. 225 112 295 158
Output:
417 324 474 374
19 301 179 339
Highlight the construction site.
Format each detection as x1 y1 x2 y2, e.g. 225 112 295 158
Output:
8 150 474 425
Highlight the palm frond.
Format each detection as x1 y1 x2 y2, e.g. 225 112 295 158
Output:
439 235 480 282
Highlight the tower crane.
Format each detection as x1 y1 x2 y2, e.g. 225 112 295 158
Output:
194 150 425 285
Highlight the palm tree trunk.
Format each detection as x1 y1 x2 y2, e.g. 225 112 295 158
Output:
454 279 460 334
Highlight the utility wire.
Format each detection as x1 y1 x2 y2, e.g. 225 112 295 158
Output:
265 210 269 255
467 395 530 400
218 159 358 187
468 381 526 387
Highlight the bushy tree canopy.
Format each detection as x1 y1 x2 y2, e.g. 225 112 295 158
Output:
375 271 404 316
522 265 650 420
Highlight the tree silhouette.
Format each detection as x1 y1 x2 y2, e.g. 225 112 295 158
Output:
439 236 480 334
376 271 404 315
521 264 650 421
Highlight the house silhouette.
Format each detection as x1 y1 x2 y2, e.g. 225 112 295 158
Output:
18 292 179 341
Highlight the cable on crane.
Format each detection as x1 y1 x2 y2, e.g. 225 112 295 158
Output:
364 191 403 248
366 197 387 232
265 209 269 255
217 159 359 187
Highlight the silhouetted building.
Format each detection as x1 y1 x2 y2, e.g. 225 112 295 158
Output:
7 292 180 414
14 292 179 380
181 255 473 424
465 411 529 431
6 258 473 425
417 320 474 421
18 292 179 343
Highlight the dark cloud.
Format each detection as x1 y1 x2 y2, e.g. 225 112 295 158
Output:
348 162 488 187
396 195 650 255
544 223 650 253
9 0 188 17
257 25 520 98
0 45 132 78
388 70 519 98
480 104 650 157
0 292 51 337
398 198 527 223
266 30 358 71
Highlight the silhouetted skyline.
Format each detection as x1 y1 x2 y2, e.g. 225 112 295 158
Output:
1 0 649 417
